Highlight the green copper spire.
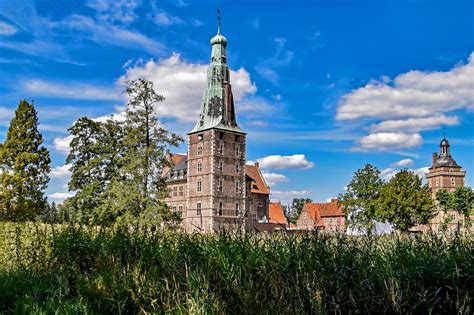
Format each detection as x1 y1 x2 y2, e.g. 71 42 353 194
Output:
190 13 244 134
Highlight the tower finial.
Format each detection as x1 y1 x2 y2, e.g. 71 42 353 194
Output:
443 126 446 139
217 9 221 34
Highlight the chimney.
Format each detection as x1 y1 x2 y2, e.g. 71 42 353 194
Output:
432 152 438 166
254 162 259 168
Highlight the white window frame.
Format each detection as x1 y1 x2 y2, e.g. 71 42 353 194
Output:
197 145 203 156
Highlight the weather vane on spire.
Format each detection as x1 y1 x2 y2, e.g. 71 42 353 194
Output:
217 9 221 34
443 125 446 139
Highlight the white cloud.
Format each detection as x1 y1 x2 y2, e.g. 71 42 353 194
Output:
56 14 166 55
153 11 185 26
0 21 17 35
86 0 141 25
54 135 73 154
389 159 414 167
371 114 458 133
119 54 257 122
22 79 121 100
270 190 312 204
380 166 429 181
0 106 14 126
337 52 474 152
262 172 288 187
48 192 74 200
355 133 423 151
50 164 72 179
336 53 474 121
252 154 315 170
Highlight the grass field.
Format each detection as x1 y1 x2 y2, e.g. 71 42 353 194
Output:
0 222 472 314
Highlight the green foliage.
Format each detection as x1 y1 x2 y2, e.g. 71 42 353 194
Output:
378 169 434 232
339 164 383 234
66 117 124 224
1 222 473 314
288 198 313 223
437 187 474 228
65 79 183 225
0 100 51 222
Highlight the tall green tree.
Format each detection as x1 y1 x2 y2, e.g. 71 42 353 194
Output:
0 100 51 221
66 117 124 224
106 78 182 223
378 169 434 232
339 164 383 234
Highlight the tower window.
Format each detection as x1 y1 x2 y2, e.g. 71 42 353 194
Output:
197 202 202 216
451 178 455 186
436 179 439 187
197 146 203 156
197 162 202 173
197 180 202 192
235 144 240 157
235 163 240 174
235 203 239 216
218 178 224 192
235 135 240 142
219 202 223 216
218 160 224 172
219 132 225 140
219 142 225 155
235 180 240 194
198 133 204 141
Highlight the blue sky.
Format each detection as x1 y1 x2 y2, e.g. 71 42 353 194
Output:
0 0 473 204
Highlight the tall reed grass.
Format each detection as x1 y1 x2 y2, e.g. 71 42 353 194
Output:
0 222 472 314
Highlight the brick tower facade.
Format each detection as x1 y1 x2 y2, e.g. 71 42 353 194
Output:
185 23 246 232
425 136 466 200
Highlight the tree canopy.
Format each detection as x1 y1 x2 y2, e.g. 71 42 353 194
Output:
0 100 51 221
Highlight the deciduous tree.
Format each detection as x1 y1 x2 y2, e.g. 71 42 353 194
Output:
339 164 383 234
378 169 434 232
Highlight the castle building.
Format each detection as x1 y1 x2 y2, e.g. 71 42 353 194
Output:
414 135 469 233
425 136 466 200
164 23 270 233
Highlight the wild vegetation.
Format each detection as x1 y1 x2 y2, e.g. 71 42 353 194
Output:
0 222 472 314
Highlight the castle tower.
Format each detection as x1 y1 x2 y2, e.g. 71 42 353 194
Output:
186 17 246 232
425 136 466 200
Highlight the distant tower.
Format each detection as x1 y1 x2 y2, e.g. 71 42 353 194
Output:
186 13 246 232
425 135 466 200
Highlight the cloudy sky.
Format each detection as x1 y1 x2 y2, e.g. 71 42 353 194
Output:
0 0 473 204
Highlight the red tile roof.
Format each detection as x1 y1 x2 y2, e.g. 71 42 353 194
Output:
269 202 287 224
302 203 324 227
318 199 343 217
245 164 270 195
170 153 186 166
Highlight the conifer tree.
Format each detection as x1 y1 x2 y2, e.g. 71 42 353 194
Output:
106 78 182 223
0 100 51 221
